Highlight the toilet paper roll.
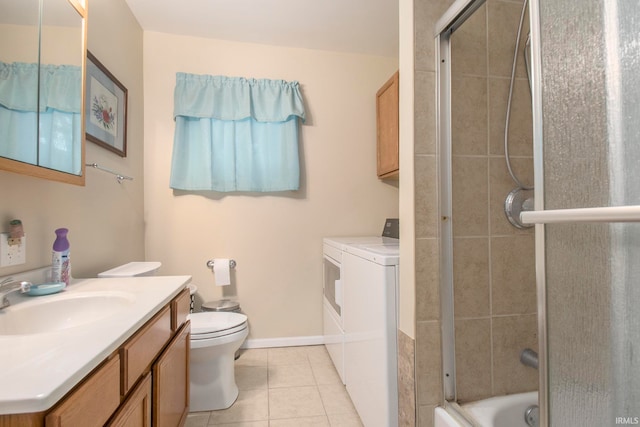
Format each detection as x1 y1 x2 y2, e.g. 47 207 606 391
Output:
213 258 231 286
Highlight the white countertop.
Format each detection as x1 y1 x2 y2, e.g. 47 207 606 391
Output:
0 275 191 415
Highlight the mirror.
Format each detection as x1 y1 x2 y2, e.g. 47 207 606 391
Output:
0 0 86 185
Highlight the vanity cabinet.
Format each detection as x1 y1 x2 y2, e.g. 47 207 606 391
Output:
0 287 191 427
376 71 399 179
152 324 190 427
108 374 152 427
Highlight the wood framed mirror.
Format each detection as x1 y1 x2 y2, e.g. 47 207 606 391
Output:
0 0 87 185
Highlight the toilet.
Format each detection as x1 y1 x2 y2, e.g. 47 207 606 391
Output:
189 311 248 411
98 262 249 411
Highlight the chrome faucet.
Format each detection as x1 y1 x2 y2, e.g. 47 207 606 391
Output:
0 277 32 309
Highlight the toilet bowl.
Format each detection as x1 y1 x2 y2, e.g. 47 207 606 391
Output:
189 311 249 411
98 262 249 412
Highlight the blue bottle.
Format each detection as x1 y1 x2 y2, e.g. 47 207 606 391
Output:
52 228 71 286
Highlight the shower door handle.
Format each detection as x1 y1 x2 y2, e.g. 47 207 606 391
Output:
521 205 640 225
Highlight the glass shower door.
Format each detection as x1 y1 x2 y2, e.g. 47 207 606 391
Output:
526 0 640 425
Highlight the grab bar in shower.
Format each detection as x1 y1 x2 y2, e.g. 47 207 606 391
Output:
521 205 640 225
520 348 539 370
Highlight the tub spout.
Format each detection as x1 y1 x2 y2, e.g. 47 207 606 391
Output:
520 348 539 370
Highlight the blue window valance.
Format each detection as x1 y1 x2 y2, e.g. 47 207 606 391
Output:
170 73 306 192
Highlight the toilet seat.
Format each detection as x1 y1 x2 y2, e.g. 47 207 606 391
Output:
189 312 248 340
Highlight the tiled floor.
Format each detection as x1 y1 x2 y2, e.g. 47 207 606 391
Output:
185 345 364 427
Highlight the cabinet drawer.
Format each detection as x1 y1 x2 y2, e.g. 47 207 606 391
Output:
121 306 172 395
45 355 120 427
171 287 191 332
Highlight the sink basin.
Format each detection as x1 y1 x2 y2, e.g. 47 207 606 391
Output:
0 291 136 335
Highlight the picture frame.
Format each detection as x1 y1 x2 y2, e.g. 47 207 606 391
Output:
85 51 128 157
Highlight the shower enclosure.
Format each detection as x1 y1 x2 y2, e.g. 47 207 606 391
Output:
436 0 537 409
436 0 640 425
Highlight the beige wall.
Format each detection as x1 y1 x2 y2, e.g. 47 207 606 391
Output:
0 0 145 279
142 32 399 340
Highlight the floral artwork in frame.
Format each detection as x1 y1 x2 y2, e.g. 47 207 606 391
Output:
85 51 128 157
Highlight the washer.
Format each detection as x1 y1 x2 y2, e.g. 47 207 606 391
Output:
342 240 399 427
322 236 397 384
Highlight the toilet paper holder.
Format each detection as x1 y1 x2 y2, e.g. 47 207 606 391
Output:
206 259 237 269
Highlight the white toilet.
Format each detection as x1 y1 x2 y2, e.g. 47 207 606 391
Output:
98 262 249 411
189 311 248 411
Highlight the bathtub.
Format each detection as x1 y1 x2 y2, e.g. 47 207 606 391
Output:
434 391 538 427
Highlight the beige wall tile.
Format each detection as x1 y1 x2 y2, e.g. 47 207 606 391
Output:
398 330 417 427
489 157 534 236
418 404 437 427
416 238 440 321
415 155 439 238
451 3 487 77
488 77 533 156
415 70 437 155
492 314 538 395
415 0 457 72
416 321 443 406
452 76 488 156
491 235 536 315
452 156 489 237
487 0 530 78
455 318 493 402
453 238 490 318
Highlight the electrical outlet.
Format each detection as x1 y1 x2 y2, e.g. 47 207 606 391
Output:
0 232 26 267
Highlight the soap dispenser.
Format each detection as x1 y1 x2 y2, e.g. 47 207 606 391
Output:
51 228 71 286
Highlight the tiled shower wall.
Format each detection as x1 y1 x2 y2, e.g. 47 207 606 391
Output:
450 0 538 403
408 0 538 425
413 0 454 425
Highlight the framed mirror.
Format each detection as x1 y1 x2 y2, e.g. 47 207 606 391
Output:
0 0 86 185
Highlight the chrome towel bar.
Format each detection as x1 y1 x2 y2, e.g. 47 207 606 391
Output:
86 163 133 184
521 205 640 225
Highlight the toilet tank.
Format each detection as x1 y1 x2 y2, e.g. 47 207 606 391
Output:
98 262 162 278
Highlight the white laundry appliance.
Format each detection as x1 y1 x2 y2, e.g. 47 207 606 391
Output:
342 240 399 427
322 236 395 384
322 229 399 426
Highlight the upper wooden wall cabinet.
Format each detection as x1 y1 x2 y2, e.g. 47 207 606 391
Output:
376 71 399 179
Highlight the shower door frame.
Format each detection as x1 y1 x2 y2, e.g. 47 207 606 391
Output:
434 0 548 424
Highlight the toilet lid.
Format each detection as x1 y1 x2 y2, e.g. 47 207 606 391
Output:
189 312 248 336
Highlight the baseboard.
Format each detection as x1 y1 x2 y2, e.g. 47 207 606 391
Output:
241 335 324 349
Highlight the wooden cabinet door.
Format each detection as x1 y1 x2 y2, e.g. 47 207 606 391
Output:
376 71 399 178
108 374 152 427
152 322 190 427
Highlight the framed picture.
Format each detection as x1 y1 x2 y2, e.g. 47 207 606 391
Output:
85 51 128 157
